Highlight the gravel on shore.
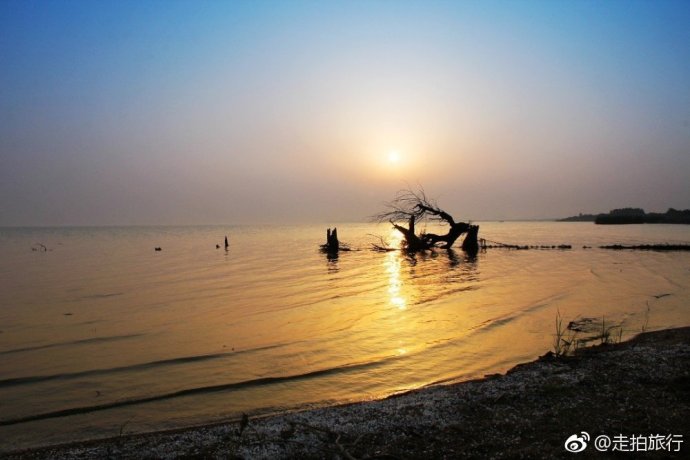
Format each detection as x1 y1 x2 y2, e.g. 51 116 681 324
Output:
5 327 690 459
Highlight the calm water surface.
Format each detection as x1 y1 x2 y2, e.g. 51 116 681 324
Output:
1 222 689 450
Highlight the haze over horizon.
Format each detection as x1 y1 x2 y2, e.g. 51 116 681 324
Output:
2 0 689 226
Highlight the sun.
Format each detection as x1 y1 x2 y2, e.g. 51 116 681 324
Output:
387 150 401 164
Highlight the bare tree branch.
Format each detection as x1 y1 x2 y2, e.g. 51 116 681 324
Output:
372 187 434 223
373 186 479 253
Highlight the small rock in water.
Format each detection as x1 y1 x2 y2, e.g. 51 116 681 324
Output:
155 247 162 251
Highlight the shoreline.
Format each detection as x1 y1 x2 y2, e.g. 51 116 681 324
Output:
4 327 690 459
5 327 690 458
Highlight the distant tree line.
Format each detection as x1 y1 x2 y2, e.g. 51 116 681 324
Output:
558 208 690 225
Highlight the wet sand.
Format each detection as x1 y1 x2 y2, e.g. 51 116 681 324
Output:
5 327 689 459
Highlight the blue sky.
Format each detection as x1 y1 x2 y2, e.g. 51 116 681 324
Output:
1 0 689 225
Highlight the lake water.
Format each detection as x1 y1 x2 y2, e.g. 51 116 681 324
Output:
1 222 689 451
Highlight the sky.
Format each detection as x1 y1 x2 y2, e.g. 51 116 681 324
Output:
1 0 689 225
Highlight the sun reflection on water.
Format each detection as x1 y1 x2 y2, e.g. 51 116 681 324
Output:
385 229 407 310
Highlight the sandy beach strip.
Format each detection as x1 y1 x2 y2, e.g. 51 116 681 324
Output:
5 327 689 459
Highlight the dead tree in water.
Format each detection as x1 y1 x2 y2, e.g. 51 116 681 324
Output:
321 227 354 254
390 214 431 252
324 227 340 253
375 188 479 254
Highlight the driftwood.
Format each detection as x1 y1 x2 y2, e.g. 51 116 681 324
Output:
369 234 397 252
375 188 479 254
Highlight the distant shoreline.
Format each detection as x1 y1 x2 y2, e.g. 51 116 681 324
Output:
6 326 689 459
559 207 690 225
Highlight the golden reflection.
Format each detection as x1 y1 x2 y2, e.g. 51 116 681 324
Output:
391 295 406 309
384 230 407 310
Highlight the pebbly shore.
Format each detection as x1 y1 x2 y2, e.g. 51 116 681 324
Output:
4 327 689 459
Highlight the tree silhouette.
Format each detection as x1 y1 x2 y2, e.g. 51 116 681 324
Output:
374 187 478 254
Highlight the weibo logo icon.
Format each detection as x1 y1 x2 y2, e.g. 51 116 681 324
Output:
564 432 590 453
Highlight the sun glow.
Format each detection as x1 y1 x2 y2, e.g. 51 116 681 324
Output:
387 150 401 164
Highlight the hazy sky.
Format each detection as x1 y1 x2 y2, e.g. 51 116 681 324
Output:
1 0 689 225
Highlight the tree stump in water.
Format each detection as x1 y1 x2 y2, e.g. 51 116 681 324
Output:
391 215 432 252
461 225 480 255
324 227 340 253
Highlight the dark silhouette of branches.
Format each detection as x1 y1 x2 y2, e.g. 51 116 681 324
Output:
373 187 439 223
373 186 479 253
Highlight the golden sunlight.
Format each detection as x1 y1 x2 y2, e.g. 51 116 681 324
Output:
387 150 401 164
